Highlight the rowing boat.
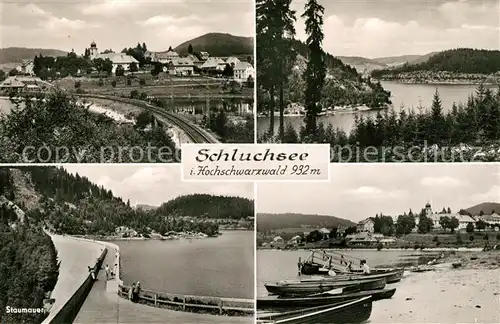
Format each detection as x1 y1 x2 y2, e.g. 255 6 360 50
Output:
264 278 386 296
300 268 404 284
257 296 373 324
258 287 396 309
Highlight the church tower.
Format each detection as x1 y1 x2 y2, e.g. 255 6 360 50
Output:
89 41 98 59
425 201 433 217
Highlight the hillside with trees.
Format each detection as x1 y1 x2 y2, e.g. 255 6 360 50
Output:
257 0 391 143
257 213 355 233
0 89 177 163
156 194 254 220
175 33 254 57
372 48 500 80
465 202 500 216
0 47 67 64
0 168 59 323
0 166 241 237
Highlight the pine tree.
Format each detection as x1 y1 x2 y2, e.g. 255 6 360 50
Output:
302 0 326 138
188 44 193 54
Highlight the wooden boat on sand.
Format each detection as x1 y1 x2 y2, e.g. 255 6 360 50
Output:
264 278 386 296
257 296 373 324
258 287 396 309
299 267 404 284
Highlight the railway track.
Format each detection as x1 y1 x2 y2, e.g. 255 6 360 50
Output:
76 94 219 143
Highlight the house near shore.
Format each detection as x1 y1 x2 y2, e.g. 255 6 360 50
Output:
87 42 139 74
200 51 210 60
15 59 35 76
233 61 255 82
356 218 375 233
200 57 226 71
422 202 476 231
166 57 195 76
345 232 382 246
0 76 51 93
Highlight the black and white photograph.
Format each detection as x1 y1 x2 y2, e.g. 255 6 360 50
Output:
256 164 500 323
256 0 500 162
0 0 255 163
0 165 254 323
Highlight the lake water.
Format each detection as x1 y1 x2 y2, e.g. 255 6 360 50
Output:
257 249 438 297
114 231 254 299
257 81 498 136
167 98 253 116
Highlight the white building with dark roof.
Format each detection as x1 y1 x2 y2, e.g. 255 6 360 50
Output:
234 61 255 81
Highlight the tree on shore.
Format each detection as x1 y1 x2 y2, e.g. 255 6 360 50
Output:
466 222 475 233
256 0 296 142
302 0 325 139
417 214 433 234
439 216 450 231
448 217 459 233
188 44 193 54
396 214 415 236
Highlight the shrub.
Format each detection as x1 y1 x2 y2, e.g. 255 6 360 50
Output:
413 244 420 250
469 236 474 241
496 234 500 241
111 80 117 87
484 234 489 241
376 243 383 251
74 80 81 89
436 241 441 246
432 235 439 242
139 78 146 86
127 79 132 86
130 90 139 99
98 78 104 86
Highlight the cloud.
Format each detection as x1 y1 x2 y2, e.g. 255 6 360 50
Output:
346 186 407 200
470 185 500 202
420 176 463 187
81 0 143 16
293 0 499 57
137 15 201 27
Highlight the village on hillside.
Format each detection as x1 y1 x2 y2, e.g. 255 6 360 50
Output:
0 41 255 94
259 202 500 250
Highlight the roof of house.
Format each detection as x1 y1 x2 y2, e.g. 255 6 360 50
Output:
319 228 330 234
157 50 179 59
169 57 195 67
429 213 476 223
95 53 138 64
234 61 253 70
357 218 374 225
0 77 27 88
225 57 241 65
201 57 226 68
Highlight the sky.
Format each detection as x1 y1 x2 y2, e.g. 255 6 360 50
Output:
63 165 254 207
257 164 500 222
291 0 500 58
0 0 254 53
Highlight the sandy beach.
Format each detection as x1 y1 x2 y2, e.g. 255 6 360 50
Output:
370 252 500 323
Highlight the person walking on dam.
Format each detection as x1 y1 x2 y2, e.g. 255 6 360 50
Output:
128 283 135 301
105 264 110 280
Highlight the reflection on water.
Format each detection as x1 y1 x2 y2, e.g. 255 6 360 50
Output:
257 249 438 297
167 98 253 116
0 97 254 117
257 82 497 135
114 231 254 299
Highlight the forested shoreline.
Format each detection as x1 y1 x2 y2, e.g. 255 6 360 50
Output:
277 84 500 161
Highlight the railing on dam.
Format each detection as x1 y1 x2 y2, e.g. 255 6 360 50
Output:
42 247 108 324
118 285 254 316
